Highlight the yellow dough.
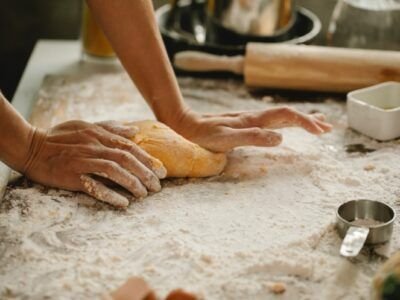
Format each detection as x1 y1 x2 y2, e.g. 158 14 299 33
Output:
130 120 227 178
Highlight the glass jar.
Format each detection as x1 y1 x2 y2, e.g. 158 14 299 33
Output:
81 3 116 59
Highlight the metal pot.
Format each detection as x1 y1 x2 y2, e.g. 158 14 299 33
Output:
167 0 299 45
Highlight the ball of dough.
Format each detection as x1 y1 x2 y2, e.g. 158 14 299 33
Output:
130 120 227 178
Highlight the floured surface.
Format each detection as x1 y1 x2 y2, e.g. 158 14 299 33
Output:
1 72 400 299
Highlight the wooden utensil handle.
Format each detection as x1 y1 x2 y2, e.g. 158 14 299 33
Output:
245 43 400 92
174 51 244 74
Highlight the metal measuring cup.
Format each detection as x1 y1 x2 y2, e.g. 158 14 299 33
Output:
336 199 396 257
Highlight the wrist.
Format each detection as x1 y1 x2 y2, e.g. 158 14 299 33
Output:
0 122 36 173
20 128 47 176
158 105 199 134
8 124 35 173
151 92 191 126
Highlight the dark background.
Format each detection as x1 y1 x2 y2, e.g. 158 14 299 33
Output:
0 0 337 100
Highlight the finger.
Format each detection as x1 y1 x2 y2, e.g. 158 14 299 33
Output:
47 130 101 145
80 175 129 208
287 110 333 134
232 108 324 134
277 109 325 134
48 122 137 144
314 118 333 132
311 113 326 121
308 113 333 132
214 127 282 151
203 111 243 118
166 289 198 300
100 148 161 192
84 159 147 198
96 121 139 139
92 129 167 179
217 110 330 135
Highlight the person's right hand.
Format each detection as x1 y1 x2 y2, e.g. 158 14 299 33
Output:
21 120 167 208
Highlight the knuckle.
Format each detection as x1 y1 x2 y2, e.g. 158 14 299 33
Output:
280 106 293 114
115 149 130 161
80 127 97 137
142 171 156 185
242 115 255 126
250 128 263 137
84 144 99 154
272 132 283 143
103 161 119 173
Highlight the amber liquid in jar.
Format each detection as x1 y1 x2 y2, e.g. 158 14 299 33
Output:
81 4 115 58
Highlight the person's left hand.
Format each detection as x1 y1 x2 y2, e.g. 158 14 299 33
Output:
168 106 332 153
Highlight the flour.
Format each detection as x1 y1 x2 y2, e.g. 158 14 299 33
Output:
0 73 399 299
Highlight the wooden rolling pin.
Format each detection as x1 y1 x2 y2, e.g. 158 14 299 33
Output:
174 44 400 92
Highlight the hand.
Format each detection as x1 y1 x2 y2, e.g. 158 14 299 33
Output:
22 120 167 208
168 106 332 152
107 277 198 300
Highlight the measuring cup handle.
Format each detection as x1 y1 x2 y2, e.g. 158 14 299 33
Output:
340 226 370 257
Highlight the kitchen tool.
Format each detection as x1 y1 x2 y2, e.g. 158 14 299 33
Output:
174 44 400 92
328 0 400 50
167 0 206 44
156 1 321 60
206 0 297 44
336 199 396 257
347 81 400 141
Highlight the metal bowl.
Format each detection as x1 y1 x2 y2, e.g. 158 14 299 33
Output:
156 0 321 58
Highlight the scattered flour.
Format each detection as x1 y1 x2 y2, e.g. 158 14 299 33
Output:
0 72 399 299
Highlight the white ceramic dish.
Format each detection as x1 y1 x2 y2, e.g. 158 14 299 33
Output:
347 81 400 141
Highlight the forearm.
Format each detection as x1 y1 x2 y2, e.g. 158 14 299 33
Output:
86 0 189 126
0 92 34 172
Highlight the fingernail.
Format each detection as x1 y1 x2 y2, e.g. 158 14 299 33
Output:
135 185 148 198
113 138 133 147
120 127 138 137
151 161 167 179
150 179 162 192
